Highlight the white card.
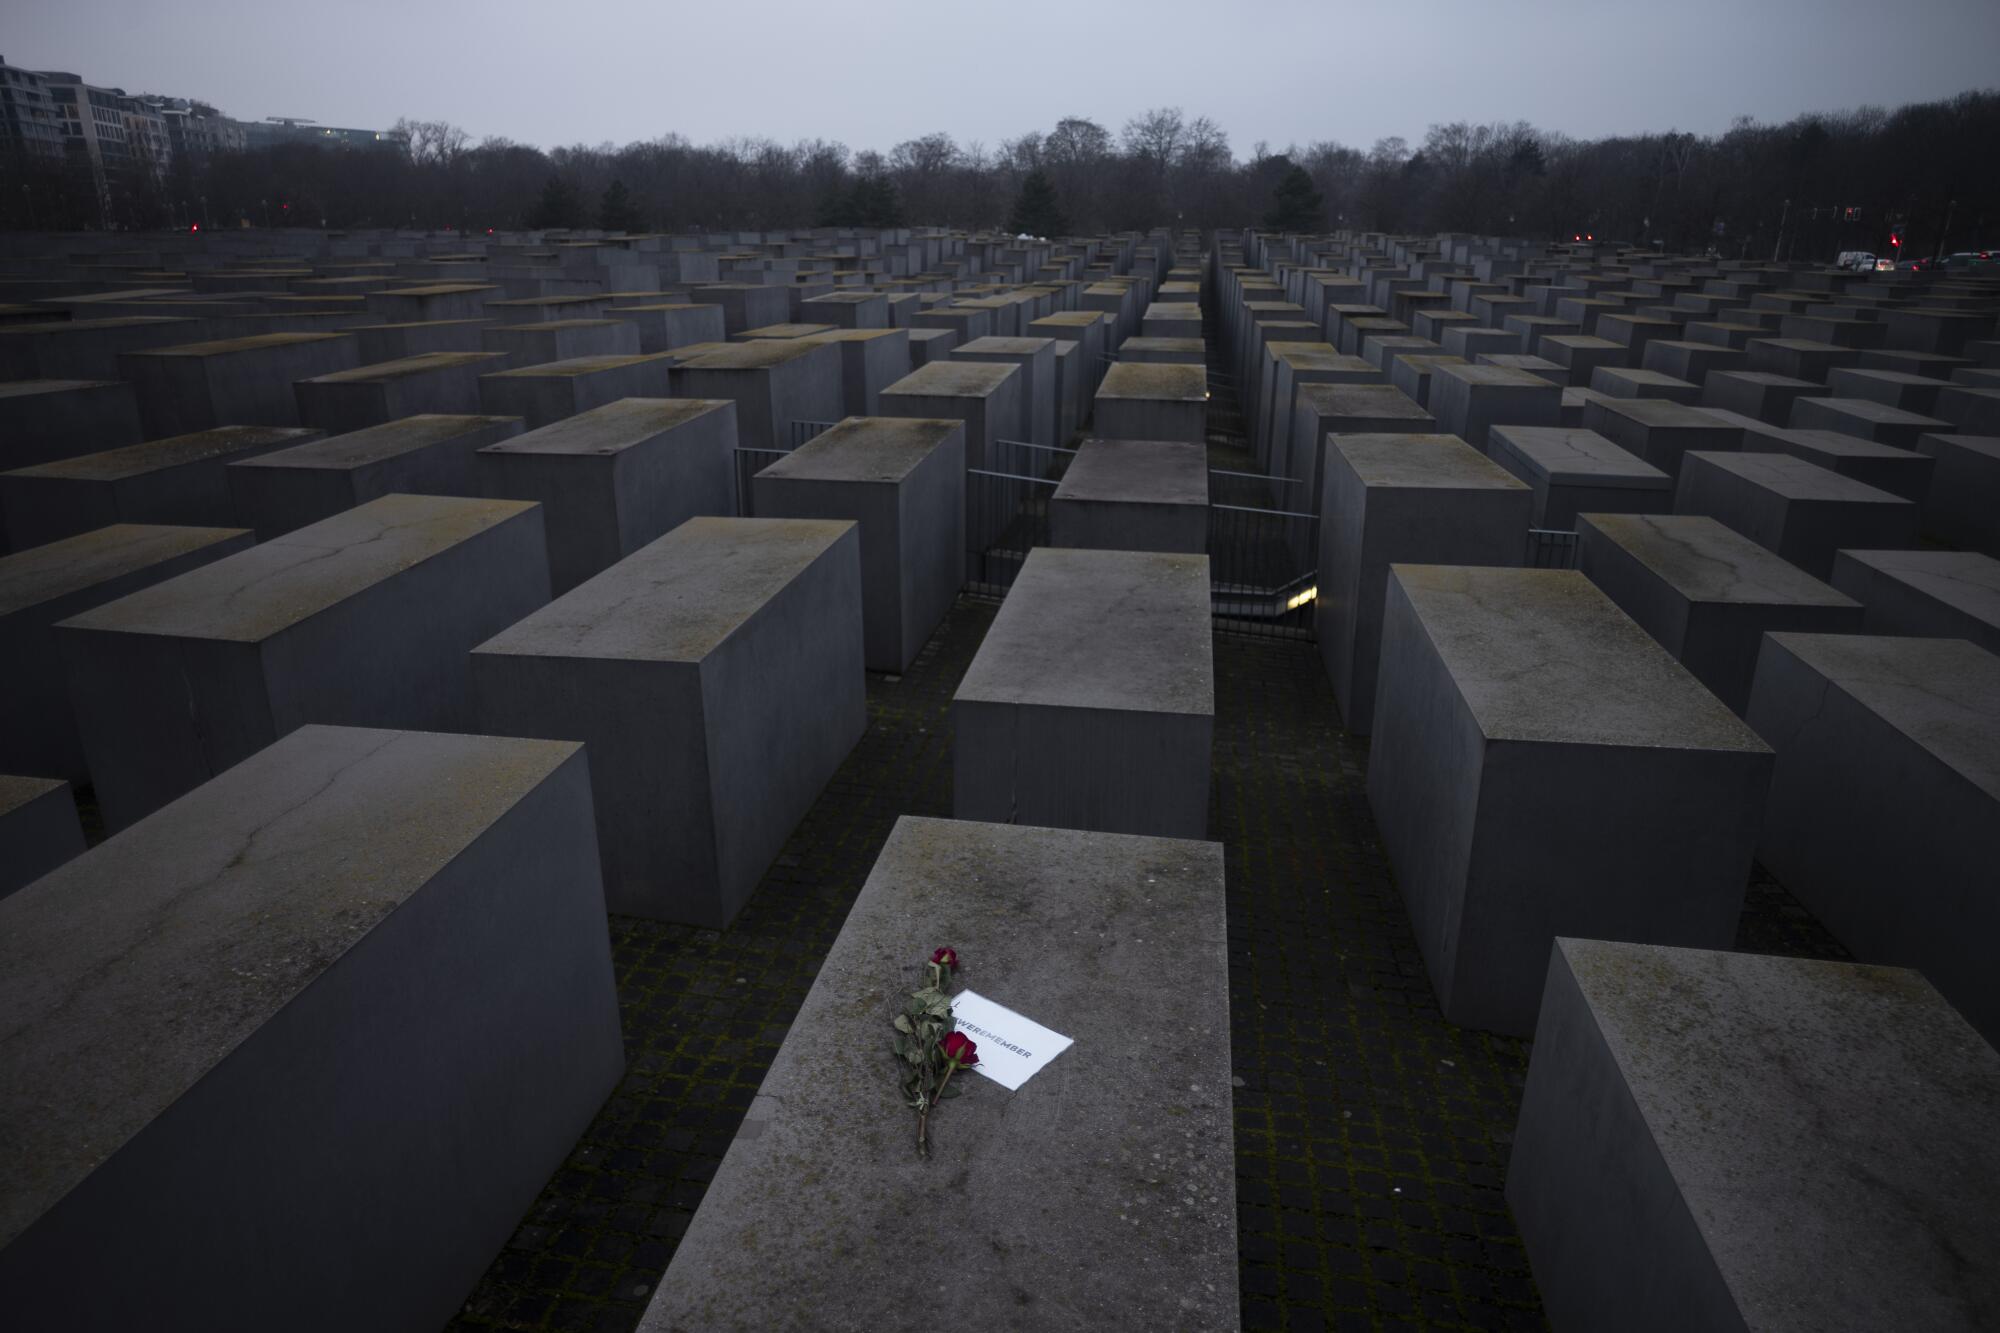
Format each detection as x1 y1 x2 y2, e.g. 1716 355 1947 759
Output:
949 989 1074 1092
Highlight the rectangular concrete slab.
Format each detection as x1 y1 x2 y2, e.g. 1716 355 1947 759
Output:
0 724 623 1332
635 814 1235 1333
1050 437 1209 555
0 523 253 782
476 398 737 595
1578 513 1865 713
1746 632 2000 1042
0 775 84 899
224 413 524 538
1672 450 1919 579
1828 548 2000 656
58 494 550 828
750 417 964 672
1367 565 1772 1036
471 516 864 928
955 547 1213 838
1487 426 1673 530
1509 939 2000 1333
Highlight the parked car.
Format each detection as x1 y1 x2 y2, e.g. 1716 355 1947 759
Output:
1939 251 1996 270
1834 250 1878 272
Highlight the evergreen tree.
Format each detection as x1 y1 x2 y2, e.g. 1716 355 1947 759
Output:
1007 169 1069 237
850 176 905 227
813 185 856 228
598 178 642 232
1262 159 1325 232
527 173 582 230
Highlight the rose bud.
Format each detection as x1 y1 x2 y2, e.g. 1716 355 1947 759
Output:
941 1032 979 1067
931 946 958 969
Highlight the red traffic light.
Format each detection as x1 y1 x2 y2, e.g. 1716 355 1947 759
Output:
1890 233 1901 248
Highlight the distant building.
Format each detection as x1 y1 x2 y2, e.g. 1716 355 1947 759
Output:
146 96 247 161
239 117 408 152
0 55 64 160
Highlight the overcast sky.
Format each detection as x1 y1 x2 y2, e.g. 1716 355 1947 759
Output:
10 0 1998 156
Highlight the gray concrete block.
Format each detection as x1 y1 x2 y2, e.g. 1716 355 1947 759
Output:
1746 633 2000 1043
0 524 253 783
1578 513 1864 713
477 398 737 595
636 814 1235 1333
0 425 319 550
954 547 1212 838
799 329 912 418
1488 425 1672 530
669 340 845 452
350 318 496 364
226 414 525 538
1672 450 1919 579
58 494 550 829
0 316 203 380
1509 939 2000 1333
1049 437 1208 555
1427 363 1560 450
1584 396 1740 478
879 360 1022 470
1092 361 1207 444
609 303 728 355
472 516 864 927
1913 433 2000 554
750 416 963 672
1367 565 1771 1036
117 333 360 437
1319 435 1529 734
952 336 1056 447
1288 383 1436 513
0 775 83 899
293 351 509 434
480 319 641 368
363 282 499 323
480 353 677 430
0 380 144 473
1829 548 2000 655
0 724 623 1332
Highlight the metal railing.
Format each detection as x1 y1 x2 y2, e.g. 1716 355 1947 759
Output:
1526 528 1580 569
1208 503 1319 639
733 446 790 516
990 437 1076 482
788 418 839 449
964 467 1057 595
1208 467 1306 511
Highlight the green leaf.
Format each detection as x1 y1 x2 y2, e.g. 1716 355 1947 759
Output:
893 1014 913 1034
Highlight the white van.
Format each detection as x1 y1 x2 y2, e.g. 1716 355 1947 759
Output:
1835 251 1878 272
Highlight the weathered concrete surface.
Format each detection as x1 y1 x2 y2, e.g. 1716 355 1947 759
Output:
1914 433 2000 555
1577 513 1864 714
1093 361 1208 444
1428 363 1562 451
58 494 550 829
1829 548 2000 656
668 340 845 452
1319 435 1530 735
1509 939 2000 1333
1367 565 1772 1036
1288 383 1435 514
1747 631 2000 1042
293 350 508 434
472 516 864 928
0 380 144 474
480 353 677 430
1050 437 1209 555
879 360 1023 470
0 725 623 1333
955 547 1212 837
751 416 964 672
1487 425 1672 530
953 335 1057 446
477 398 737 594
0 425 318 549
637 814 1236 1333
226 413 525 538
116 332 360 436
0 523 253 782
0 775 83 899
1673 450 1920 579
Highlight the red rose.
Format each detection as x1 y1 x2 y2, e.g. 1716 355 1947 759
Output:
931 946 958 969
941 1032 979 1067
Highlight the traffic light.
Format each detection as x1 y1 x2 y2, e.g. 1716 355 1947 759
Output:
1890 232 1902 250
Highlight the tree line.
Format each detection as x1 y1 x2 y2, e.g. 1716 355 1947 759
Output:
1 92 1993 261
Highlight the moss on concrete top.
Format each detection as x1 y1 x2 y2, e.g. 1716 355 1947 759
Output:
1097 361 1207 402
